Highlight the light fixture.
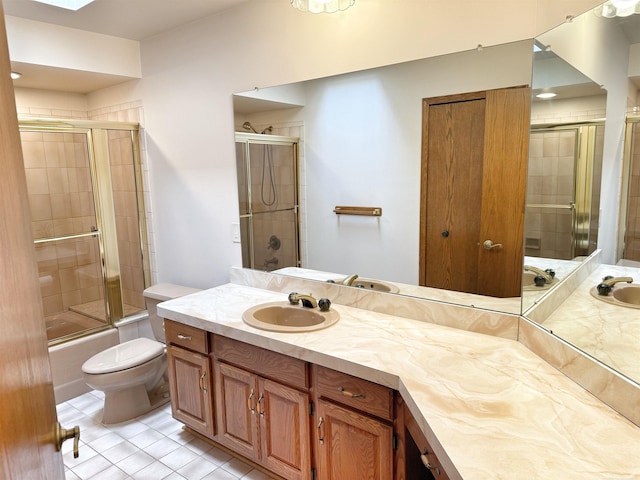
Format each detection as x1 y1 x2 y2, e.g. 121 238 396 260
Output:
594 0 640 18
10 71 22 80
536 92 557 99
291 0 355 14
32 0 96 11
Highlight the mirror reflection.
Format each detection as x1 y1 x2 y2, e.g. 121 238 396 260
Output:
233 1 640 387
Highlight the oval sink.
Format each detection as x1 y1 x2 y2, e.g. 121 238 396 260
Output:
333 278 400 294
522 271 559 291
242 301 340 332
590 284 640 309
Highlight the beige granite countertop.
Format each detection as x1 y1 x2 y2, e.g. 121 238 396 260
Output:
158 283 640 479
542 264 640 384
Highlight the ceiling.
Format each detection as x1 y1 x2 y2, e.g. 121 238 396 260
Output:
3 0 248 93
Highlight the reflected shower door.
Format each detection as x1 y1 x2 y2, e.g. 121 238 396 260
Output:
235 135 300 271
22 130 109 343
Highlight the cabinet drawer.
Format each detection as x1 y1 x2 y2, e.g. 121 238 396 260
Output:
214 335 308 390
314 366 393 421
165 319 209 353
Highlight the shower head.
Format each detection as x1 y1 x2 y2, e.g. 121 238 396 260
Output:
242 121 258 133
261 126 273 134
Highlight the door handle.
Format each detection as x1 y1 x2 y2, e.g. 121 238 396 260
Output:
482 240 503 250
54 422 80 458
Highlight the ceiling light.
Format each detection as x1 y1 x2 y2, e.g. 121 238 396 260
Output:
11 72 22 80
32 0 96 11
536 92 558 99
291 0 355 13
594 0 640 18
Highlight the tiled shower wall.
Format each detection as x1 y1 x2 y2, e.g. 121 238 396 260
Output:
525 130 576 259
16 99 158 289
22 131 104 317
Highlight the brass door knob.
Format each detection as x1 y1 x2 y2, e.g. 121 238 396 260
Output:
54 422 80 458
482 240 503 250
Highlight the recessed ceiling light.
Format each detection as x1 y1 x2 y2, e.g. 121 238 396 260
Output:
11 72 22 80
536 92 557 99
32 0 96 11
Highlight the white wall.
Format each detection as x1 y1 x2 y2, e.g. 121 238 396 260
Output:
80 0 603 288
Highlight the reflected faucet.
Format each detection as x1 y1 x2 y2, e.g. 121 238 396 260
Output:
288 292 318 308
342 274 359 286
523 265 552 283
596 276 633 295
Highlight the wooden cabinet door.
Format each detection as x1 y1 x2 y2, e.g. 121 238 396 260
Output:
215 362 260 460
315 399 393 480
259 377 311 480
166 345 215 438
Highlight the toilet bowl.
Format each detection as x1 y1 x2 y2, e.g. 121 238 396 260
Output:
82 283 201 424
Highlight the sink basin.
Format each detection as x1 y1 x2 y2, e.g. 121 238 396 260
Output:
522 271 559 291
591 284 640 309
242 301 340 332
333 278 400 294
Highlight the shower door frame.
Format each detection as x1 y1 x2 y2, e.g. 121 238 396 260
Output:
528 120 604 260
19 117 151 345
235 132 301 271
618 114 640 261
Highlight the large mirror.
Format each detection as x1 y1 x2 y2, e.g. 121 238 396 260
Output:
232 5 639 324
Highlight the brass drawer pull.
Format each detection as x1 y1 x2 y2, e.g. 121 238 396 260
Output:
257 392 264 417
420 451 441 476
248 388 255 414
199 371 207 392
177 334 192 341
317 417 325 445
338 386 366 398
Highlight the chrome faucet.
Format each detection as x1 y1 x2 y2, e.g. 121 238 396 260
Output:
288 292 318 308
342 274 359 286
523 265 552 283
596 276 633 295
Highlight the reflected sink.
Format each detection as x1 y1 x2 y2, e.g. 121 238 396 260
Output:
522 271 559 291
242 301 340 332
333 278 400 294
591 284 640 309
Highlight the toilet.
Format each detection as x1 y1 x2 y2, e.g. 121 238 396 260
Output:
82 283 201 424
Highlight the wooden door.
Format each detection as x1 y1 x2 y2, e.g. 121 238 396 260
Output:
420 87 529 298
0 5 65 478
215 362 260 461
315 399 393 480
421 92 486 293
166 345 214 438
258 378 311 480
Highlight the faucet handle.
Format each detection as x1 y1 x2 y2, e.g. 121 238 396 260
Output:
318 298 331 312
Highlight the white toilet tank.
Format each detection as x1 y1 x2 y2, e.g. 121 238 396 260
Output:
143 283 201 343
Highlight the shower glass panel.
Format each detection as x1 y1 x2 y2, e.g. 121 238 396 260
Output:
235 133 300 271
22 130 109 342
107 129 149 315
526 123 603 260
622 118 640 261
20 120 150 345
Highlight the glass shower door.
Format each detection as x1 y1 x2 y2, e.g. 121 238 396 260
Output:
22 130 109 343
235 135 300 271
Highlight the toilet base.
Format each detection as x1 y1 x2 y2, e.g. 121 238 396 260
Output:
101 381 170 424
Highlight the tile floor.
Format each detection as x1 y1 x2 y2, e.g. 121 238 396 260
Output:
58 390 272 480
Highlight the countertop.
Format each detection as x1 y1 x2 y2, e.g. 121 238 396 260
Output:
158 283 640 479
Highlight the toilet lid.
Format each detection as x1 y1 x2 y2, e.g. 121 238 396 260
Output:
82 337 164 374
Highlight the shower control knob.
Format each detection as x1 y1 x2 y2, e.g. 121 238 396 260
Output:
441 230 449 238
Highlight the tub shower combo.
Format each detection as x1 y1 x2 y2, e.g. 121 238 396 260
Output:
20 118 151 346
235 127 300 271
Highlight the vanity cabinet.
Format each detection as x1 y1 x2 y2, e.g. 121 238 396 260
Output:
312 365 395 480
213 335 312 480
395 396 450 480
165 320 215 438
